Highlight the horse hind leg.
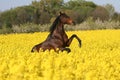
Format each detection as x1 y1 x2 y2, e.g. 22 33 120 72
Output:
59 47 71 53
31 46 36 52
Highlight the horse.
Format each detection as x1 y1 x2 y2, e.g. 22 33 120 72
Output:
31 12 82 53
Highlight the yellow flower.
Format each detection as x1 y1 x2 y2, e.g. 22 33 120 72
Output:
0 30 120 80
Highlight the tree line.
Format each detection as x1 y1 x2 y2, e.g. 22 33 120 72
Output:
0 0 120 33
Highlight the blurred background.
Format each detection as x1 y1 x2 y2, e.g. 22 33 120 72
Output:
0 0 120 33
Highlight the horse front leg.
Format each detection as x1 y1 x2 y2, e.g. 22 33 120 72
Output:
66 34 82 47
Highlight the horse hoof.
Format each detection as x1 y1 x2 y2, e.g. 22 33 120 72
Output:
31 49 34 53
79 44 82 47
66 48 71 53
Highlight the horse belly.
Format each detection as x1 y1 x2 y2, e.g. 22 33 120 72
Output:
41 39 63 50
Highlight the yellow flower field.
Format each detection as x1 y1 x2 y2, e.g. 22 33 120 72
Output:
0 30 120 80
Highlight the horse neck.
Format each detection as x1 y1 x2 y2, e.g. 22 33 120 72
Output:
52 22 65 34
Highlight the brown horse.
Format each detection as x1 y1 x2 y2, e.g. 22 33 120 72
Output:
31 12 81 53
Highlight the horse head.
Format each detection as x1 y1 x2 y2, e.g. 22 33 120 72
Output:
59 12 75 25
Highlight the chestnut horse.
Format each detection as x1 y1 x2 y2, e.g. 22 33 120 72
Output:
31 12 81 53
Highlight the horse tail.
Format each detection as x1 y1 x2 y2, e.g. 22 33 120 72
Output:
31 46 36 52
31 43 42 52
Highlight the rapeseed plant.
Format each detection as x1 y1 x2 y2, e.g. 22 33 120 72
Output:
0 30 120 80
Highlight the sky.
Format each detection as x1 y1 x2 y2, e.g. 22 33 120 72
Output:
0 0 120 13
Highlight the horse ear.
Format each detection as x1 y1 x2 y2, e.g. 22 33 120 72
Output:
60 11 65 15
60 12 62 15
59 11 65 15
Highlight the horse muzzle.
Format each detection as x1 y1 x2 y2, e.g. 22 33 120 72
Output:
72 21 76 25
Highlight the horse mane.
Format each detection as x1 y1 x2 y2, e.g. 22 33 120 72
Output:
49 16 60 33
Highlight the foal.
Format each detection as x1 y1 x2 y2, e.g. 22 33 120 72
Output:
31 12 81 53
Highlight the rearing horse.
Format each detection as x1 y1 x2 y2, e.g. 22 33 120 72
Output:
31 12 82 53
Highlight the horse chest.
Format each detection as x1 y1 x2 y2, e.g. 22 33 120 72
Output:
54 30 68 41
